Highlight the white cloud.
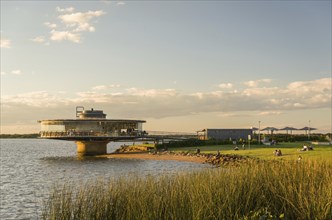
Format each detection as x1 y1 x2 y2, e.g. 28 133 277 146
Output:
11 70 22 75
1 70 24 76
217 112 237 117
258 111 282 116
1 78 331 129
39 7 105 44
1 91 63 107
92 84 121 90
56 7 75 13
244 79 272 87
117 2 126 5
44 22 57 29
50 30 81 43
125 88 177 97
31 36 46 43
0 38 11 48
242 87 279 97
58 10 105 33
218 83 233 89
92 85 108 90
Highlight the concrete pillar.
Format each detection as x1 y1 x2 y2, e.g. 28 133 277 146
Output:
76 141 109 156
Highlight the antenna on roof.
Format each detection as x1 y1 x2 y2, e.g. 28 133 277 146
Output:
76 106 84 118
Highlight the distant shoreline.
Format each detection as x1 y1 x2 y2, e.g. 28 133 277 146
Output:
0 134 39 138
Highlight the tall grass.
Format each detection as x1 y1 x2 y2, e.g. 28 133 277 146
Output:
42 161 332 220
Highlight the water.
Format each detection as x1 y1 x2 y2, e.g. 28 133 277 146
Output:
0 139 209 219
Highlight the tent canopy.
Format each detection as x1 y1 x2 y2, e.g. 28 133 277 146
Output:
261 127 279 131
299 127 317 131
279 127 298 131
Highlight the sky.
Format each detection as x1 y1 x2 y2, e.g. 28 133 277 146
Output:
1 1 331 134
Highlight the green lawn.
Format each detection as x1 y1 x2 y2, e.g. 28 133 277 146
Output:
171 142 332 162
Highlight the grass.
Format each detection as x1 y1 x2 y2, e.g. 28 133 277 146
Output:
171 142 332 162
42 160 332 220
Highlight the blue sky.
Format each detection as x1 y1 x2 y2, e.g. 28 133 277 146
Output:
1 1 331 133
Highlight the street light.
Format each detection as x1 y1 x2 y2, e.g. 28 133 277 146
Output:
308 120 311 140
258 121 261 145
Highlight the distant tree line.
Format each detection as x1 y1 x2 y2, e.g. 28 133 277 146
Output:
0 133 39 138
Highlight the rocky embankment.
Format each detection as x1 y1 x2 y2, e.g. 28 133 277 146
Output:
115 145 251 166
171 151 251 166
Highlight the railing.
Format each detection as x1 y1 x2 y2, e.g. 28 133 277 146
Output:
40 131 146 138
40 130 196 140
146 130 196 136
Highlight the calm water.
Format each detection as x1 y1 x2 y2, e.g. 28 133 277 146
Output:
0 139 209 219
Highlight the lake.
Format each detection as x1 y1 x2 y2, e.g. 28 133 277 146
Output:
0 139 209 219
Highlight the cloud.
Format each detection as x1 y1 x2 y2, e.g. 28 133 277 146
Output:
50 30 81 43
217 112 249 117
31 36 46 43
56 7 75 13
117 2 126 5
92 84 121 90
1 70 24 76
0 38 11 48
2 78 331 129
1 91 69 109
258 111 282 116
11 70 22 75
125 88 177 97
38 7 105 44
243 79 272 87
44 22 57 29
218 83 233 89
58 10 105 33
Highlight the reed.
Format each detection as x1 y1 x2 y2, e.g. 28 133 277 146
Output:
42 160 332 220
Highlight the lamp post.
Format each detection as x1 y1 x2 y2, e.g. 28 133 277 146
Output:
258 121 261 145
308 120 311 140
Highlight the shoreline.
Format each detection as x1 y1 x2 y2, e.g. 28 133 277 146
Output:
98 151 250 166
98 152 207 164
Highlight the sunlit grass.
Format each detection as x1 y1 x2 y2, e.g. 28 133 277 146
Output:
42 160 332 220
172 142 332 162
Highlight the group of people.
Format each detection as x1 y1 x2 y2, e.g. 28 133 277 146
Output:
300 144 314 151
233 144 246 150
273 149 282 156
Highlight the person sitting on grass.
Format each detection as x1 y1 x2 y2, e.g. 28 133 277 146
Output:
300 145 308 151
297 155 302 162
273 149 282 156
308 145 314 150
